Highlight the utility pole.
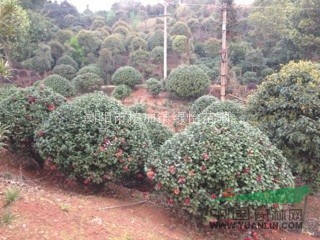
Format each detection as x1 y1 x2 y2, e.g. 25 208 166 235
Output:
220 3 228 101
163 0 168 81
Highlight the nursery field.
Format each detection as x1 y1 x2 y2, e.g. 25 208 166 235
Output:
0 87 319 240
1 0 320 239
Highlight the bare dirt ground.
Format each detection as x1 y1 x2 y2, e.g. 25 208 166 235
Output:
0 89 319 240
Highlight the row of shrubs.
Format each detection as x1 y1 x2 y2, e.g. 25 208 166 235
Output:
49 55 215 100
0 61 318 225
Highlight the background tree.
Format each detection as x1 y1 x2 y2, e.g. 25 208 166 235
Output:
0 0 30 67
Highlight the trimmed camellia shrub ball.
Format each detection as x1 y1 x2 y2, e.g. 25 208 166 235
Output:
146 113 294 223
111 84 132 100
52 64 77 80
0 85 66 154
129 103 147 113
72 73 103 93
146 78 162 96
199 100 245 119
42 74 75 97
35 92 152 184
246 61 320 190
0 84 20 102
191 95 219 116
56 55 78 70
135 114 173 150
77 64 104 78
111 66 142 87
166 65 210 98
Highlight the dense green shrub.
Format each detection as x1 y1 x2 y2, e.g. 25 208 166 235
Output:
129 37 147 52
52 64 77 80
42 74 75 97
188 18 200 30
146 78 162 96
199 100 245 119
197 64 219 81
35 92 152 184
201 17 218 33
0 85 19 102
0 86 66 155
72 73 103 93
102 34 125 54
0 122 8 150
170 21 191 37
113 26 130 37
129 103 147 113
111 66 142 87
166 65 210 98
147 30 164 51
56 55 78 70
172 35 189 54
22 44 53 74
146 112 294 223
191 95 219 116
240 71 259 85
76 30 103 56
111 84 132 100
246 61 320 190
261 67 275 78
204 38 221 59
151 46 164 64
128 50 150 70
112 20 130 30
137 114 173 150
77 64 104 78
125 34 139 51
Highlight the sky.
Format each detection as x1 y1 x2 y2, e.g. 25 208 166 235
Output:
58 0 254 13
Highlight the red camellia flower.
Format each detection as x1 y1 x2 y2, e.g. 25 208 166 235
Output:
251 231 258 240
27 95 36 104
211 193 217 199
115 149 123 158
123 165 129 172
178 176 186 184
155 183 162 190
169 165 176 174
167 198 174 205
146 169 155 180
202 153 209 160
188 170 195 177
201 165 207 171
136 173 144 180
83 179 90 185
243 168 250 174
173 188 180 195
256 175 262 182
184 198 190 205
37 130 46 137
46 104 56 111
